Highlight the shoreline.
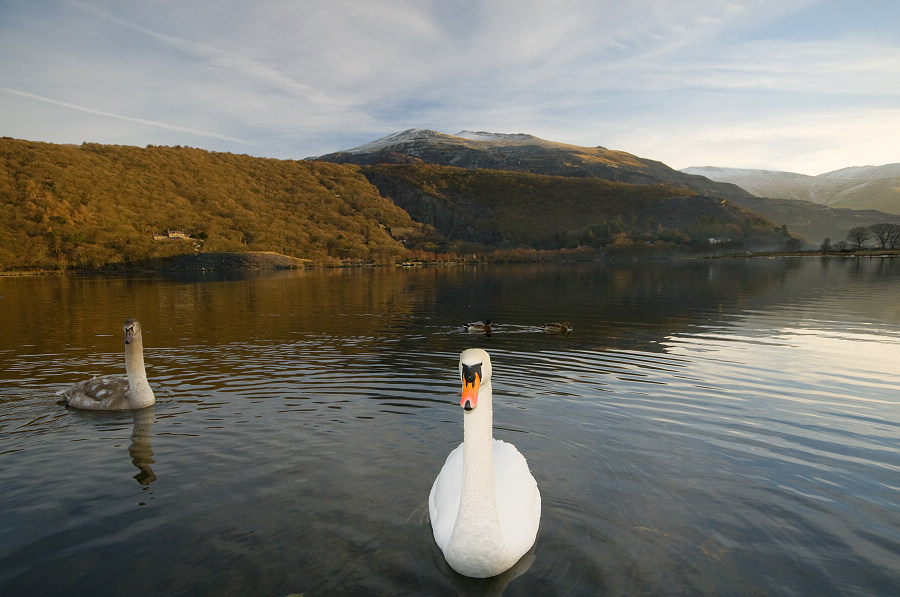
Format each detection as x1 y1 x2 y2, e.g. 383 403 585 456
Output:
2 249 898 277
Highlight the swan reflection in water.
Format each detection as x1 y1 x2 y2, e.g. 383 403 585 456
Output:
128 406 157 486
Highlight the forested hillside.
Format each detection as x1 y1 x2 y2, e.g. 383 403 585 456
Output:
1 137 793 272
359 164 791 252
0 138 424 270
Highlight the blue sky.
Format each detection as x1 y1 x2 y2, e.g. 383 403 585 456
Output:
1 0 897 175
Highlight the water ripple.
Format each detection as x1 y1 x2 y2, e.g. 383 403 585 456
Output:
3 261 900 595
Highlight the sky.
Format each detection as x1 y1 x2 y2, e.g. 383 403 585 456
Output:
1 0 898 176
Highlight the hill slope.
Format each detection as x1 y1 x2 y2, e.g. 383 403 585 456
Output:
360 163 790 251
0 136 792 271
723 195 900 245
0 138 420 270
319 129 899 247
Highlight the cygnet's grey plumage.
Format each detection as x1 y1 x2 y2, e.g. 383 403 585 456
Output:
60 318 156 410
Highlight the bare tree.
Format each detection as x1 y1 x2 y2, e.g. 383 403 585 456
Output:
869 223 900 249
820 237 831 254
847 226 871 250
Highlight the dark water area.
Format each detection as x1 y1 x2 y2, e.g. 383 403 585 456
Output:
1 257 899 595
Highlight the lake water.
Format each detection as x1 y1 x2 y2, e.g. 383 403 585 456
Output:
1 258 899 596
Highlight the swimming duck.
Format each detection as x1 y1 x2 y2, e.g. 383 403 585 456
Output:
466 319 492 335
60 318 156 410
542 322 573 334
429 348 541 578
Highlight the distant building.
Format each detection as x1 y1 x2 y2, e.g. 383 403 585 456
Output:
153 229 190 240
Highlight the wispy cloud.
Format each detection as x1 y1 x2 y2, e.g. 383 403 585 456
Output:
0 86 249 144
1 0 898 172
64 0 351 110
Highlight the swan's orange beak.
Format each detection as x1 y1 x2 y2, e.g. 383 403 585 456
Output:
460 363 482 411
461 376 479 411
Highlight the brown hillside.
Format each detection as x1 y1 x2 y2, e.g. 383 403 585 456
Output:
0 138 421 270
1 137 794 271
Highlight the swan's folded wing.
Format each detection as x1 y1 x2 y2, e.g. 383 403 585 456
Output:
429 443 464 549
493 439 541 551
60 375 131 410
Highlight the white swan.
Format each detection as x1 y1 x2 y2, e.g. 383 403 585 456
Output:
429 348 541 578
60 318 156 410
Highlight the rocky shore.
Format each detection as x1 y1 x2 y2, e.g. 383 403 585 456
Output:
164 252 306 272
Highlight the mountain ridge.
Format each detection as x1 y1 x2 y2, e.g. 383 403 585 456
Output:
315 129 900 245
313 128 754 201
682 164 900 215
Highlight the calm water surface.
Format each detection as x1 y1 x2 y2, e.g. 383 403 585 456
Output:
1 258 899 596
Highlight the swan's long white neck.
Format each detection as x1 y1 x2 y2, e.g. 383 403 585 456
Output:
124 334 155 409
449 378 508 564
461 378 495 504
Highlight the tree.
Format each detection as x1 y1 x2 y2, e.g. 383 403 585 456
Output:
820 237 831 254
869 223 900 249
847 226 871 250
784 237 803 252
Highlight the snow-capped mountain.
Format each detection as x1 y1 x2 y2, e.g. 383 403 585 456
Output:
454 130 542 144
315 129 752 201
344 129 551 154
344 129 451 154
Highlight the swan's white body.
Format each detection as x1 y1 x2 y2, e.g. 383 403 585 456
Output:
60 319 155 410
429 348 541 578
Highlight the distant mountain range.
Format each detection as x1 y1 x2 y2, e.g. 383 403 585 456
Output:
314 129 794 250
315 129 752 201
3 131 895 273
681 165 900 215
314 129 900 245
